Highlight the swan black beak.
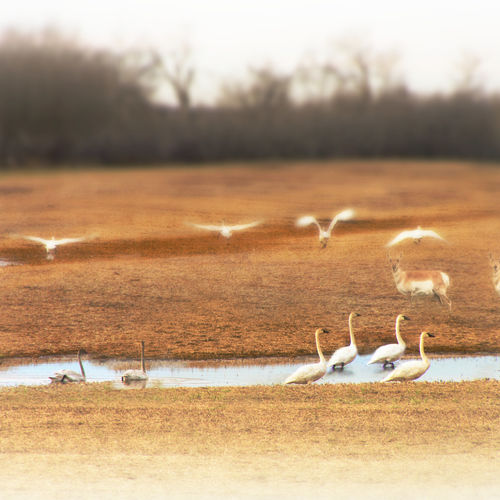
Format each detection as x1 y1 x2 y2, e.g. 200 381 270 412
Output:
427 333 435 337
403 315 411 320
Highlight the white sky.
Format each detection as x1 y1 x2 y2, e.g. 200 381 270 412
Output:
1 0 500 104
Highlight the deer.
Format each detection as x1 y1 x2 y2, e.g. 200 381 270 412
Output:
389 254 451 310
488 253 500 296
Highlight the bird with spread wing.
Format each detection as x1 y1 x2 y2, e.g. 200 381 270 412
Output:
386 226 446 247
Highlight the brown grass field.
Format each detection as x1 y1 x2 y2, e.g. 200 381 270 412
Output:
0 160 499 498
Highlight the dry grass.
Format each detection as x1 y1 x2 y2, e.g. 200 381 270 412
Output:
1 160 500 498
0 381 498 499
0 160 499 360
1 381 498 457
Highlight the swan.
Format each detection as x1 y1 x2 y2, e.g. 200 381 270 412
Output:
122 341 148 383
22 235 87 260
386 226 446 247
188 221 261 239
284 328 330 384
327 312 361 371
368 314 410 368
49 350 86 383
381 332 435 382
296 209 355 248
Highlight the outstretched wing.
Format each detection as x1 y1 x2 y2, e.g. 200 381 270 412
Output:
229 221 261 231
327 208 355 234
386 230 415 247
296 215 321 230
420 229 446 242
189 223 224 232
22 235 50 245
53 237 86 246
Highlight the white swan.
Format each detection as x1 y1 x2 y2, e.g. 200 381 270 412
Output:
284 328 330 384
368 314 410 368
327 312 361 371
122 341 148 383
296 209 355 248
22 235 87 260
49 350 86 383
386 226 446 247
382 332 435 382
189 221 261 239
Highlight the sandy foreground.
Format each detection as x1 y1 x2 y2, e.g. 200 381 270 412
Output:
0 452 498 500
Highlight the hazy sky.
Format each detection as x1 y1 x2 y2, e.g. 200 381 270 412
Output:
1 0 500 103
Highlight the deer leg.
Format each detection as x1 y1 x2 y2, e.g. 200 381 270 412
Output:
435 290 452 311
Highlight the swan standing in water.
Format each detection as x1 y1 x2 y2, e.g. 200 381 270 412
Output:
296 209 355 248
382 332 435 382
327 312 361 371
368 314 410 369
122 341 148 383
22 235 87 260
189 221 261 239
284 328 330 384
49 350 86 383
386 226 446 247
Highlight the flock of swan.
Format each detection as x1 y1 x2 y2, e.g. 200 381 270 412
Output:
284 313 434 385
28 208 456 387
49 341 148 385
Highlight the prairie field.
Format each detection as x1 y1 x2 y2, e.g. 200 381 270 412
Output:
0 160 499 359
0 160 499 499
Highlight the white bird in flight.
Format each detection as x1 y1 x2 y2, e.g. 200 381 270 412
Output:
296 208 355 248
22 235 87 260
386 226 446 247
189 221 261 238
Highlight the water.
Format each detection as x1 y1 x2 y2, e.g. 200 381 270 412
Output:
0 354 498 388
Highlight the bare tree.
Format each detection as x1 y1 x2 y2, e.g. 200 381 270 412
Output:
452 52 483 95
295 39 404 103
159 44 196 110
217 66 292 109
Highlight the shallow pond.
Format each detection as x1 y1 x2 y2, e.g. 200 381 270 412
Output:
0 354 498 388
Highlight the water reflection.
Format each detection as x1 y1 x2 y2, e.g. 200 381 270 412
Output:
0 354 498 388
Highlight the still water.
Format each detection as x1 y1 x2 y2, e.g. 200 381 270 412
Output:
0 354 498 388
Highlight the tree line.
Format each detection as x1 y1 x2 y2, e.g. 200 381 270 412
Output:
0 30 499 167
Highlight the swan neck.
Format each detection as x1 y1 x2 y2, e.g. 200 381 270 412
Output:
348 315 356 346
395 317 406 347
78 351 86 379
140 342 146 373
315 330 325 363
419 334 429 364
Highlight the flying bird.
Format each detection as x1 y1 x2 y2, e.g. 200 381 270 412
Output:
189 221 261 238
381 332 435 382
386 226 446 247
296 208 355 248
21 235 87 260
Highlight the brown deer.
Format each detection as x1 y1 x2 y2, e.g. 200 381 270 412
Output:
389 254 451 310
